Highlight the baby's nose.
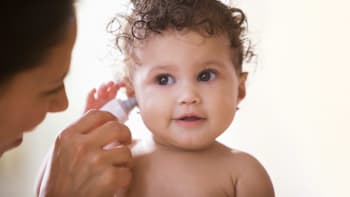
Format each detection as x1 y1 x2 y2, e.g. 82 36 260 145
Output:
177 84 201 105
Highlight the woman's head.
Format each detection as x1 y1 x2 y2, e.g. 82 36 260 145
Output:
110 0 253 78
1 0 75 87
0 0 76 156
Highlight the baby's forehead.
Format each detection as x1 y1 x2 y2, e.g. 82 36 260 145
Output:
133 29 230 49
124 29 236 73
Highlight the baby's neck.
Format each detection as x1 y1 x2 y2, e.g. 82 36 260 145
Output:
148 135 220 154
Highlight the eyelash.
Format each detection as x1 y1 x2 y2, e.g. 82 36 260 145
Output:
156 74 175 85
154 69 218 86
197 69 217 82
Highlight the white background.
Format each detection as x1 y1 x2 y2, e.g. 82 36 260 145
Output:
1 0 349 196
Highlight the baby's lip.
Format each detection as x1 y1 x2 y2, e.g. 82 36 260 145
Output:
175 113 205 120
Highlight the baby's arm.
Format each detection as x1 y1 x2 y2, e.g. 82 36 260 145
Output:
84 81 125 113
234 153 275 197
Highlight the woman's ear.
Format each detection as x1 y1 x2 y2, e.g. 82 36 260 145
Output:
122 77 135 98
238 72 248 103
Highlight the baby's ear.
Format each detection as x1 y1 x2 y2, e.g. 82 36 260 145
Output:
238 72 248 102
122 77 135 98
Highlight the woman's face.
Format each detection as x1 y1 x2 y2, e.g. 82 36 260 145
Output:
0 18 77 156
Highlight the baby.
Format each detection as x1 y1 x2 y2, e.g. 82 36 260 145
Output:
86 0 274 196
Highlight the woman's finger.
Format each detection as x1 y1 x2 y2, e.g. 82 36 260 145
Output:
62 110 117 136
87 120 132 147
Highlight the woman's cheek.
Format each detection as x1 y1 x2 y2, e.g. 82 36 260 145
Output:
22 104 48 131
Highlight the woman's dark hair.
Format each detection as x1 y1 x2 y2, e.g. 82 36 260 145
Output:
109 0 253 74
0 0 75 86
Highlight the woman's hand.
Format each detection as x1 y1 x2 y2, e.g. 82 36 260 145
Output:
37 110 133 197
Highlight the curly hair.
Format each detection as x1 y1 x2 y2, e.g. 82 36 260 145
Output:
109 0 253 75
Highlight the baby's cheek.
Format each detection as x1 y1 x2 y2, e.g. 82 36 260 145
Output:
140 101 161 118
140 97 170 125
213 100 236 122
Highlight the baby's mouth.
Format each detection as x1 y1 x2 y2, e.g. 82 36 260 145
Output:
178 116 203 121
176 113 206 121
174 114 206 127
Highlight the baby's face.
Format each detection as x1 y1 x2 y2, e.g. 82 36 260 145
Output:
131 30 245 150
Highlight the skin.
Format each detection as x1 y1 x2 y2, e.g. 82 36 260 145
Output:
0 14 133 197
84 81 125 113
0 19 75 156
131 30 244 151
87 30 274 196
128 30 273 197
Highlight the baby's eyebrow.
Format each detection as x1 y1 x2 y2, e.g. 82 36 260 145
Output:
148 64 177 73
199 59 226 67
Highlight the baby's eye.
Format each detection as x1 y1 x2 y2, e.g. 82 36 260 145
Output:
156 74 176 85
198 69 217 82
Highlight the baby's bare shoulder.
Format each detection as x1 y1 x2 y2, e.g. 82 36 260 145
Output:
226 149 275 197
229 149 261 165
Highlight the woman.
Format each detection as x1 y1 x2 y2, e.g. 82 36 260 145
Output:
0 1 132 196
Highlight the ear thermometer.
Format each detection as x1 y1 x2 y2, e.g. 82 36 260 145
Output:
100 97 137 123
100 97 137 150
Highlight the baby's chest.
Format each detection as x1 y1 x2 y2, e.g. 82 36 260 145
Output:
127 160 236 197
